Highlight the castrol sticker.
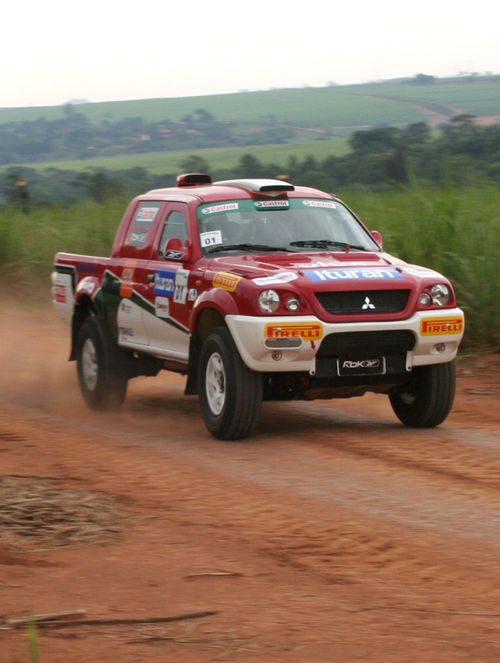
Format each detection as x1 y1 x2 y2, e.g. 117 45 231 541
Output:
420 317 464 335
265 322 323 341
212 272 242 292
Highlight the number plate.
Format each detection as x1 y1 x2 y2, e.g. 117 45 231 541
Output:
337 357 386 376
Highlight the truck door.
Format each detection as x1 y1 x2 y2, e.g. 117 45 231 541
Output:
112 201 166 348
142 205 194 363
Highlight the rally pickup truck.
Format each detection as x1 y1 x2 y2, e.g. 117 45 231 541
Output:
52 173 464 439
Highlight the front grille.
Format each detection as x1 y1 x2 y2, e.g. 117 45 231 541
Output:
315 289 410 315
317 330 416 357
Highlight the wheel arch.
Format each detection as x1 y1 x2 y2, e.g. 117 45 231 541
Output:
185 307 226 395
70 295 97 360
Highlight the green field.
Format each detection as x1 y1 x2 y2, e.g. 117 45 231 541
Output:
2 78 498 129
4 137 349 174
1 186 498 348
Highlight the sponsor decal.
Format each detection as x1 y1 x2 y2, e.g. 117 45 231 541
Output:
342 359 381 369
265 322 323 341
201 202 239 215
420 317 464 335
188 288 198 301
120 261 136 297
212 271 242 292
154 269 175 297
120 300 133 314
253 200 290 209
403 266 442 278
134 204 161 226
173 269 190 304
302 200 337 209
165 249 185 260
119 326 134 338
128 228 149 247
54 283 67 303
200 230 223 247
305 268 404 282
253 271 298 286
77 261 99 273
155 296 170 318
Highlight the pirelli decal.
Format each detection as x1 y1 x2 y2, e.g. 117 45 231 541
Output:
212 272 242 292
420 316 464 335
265 322 323 341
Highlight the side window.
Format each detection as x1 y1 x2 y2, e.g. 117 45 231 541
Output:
127 202 162 248
159 210 188 257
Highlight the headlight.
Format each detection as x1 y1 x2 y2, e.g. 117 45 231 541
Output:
431 284 451 307
419 292 432 307
258 289 280 313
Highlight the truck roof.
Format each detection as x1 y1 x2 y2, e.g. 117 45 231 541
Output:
139 175 334 204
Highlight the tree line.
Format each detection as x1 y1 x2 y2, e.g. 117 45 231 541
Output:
0 106 294 165
1 116 499 209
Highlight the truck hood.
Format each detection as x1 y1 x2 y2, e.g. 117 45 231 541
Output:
206 251 444 287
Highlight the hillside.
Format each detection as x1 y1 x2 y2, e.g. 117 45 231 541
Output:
2 76 499 131
1 75 498 174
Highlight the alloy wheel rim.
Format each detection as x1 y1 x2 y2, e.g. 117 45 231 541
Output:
205 352 225 415
81 338 98 391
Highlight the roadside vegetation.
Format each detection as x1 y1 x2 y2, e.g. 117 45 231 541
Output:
0 104 498 349
0 184 498 349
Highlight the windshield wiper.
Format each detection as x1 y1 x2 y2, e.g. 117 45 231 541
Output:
289 240 368 251
207 243 292 254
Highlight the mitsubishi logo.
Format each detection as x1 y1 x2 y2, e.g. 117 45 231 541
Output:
362 296 375 310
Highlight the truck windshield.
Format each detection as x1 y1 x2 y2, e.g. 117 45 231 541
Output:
197 198 379 255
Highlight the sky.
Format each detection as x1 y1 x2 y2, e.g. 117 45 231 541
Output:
2 0 499 109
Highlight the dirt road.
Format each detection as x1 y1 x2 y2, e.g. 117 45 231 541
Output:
1 297 499 662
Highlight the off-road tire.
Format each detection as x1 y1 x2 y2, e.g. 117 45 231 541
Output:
198 327 263 440
389 361 456 428
76 316 128 411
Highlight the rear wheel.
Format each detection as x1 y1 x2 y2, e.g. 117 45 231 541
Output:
198 327 263 440
76 316 128 411
389 361 456 428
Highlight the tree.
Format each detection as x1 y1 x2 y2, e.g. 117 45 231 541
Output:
179 155 211 174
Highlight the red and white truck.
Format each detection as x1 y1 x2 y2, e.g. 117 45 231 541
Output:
52 173 464 439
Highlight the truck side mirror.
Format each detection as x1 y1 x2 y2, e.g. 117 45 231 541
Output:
163 237 190 261
370 230 383 247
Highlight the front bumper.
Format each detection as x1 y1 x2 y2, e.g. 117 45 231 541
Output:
225 308 464 374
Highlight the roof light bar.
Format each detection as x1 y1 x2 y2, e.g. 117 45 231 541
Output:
177 173 212 187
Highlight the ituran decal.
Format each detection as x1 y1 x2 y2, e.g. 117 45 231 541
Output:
305 268 404 282
253 271 298 286
154 270 175 296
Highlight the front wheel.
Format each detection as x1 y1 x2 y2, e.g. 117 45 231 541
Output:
389 361 456 428
76 316 128 411
198 327 263 440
